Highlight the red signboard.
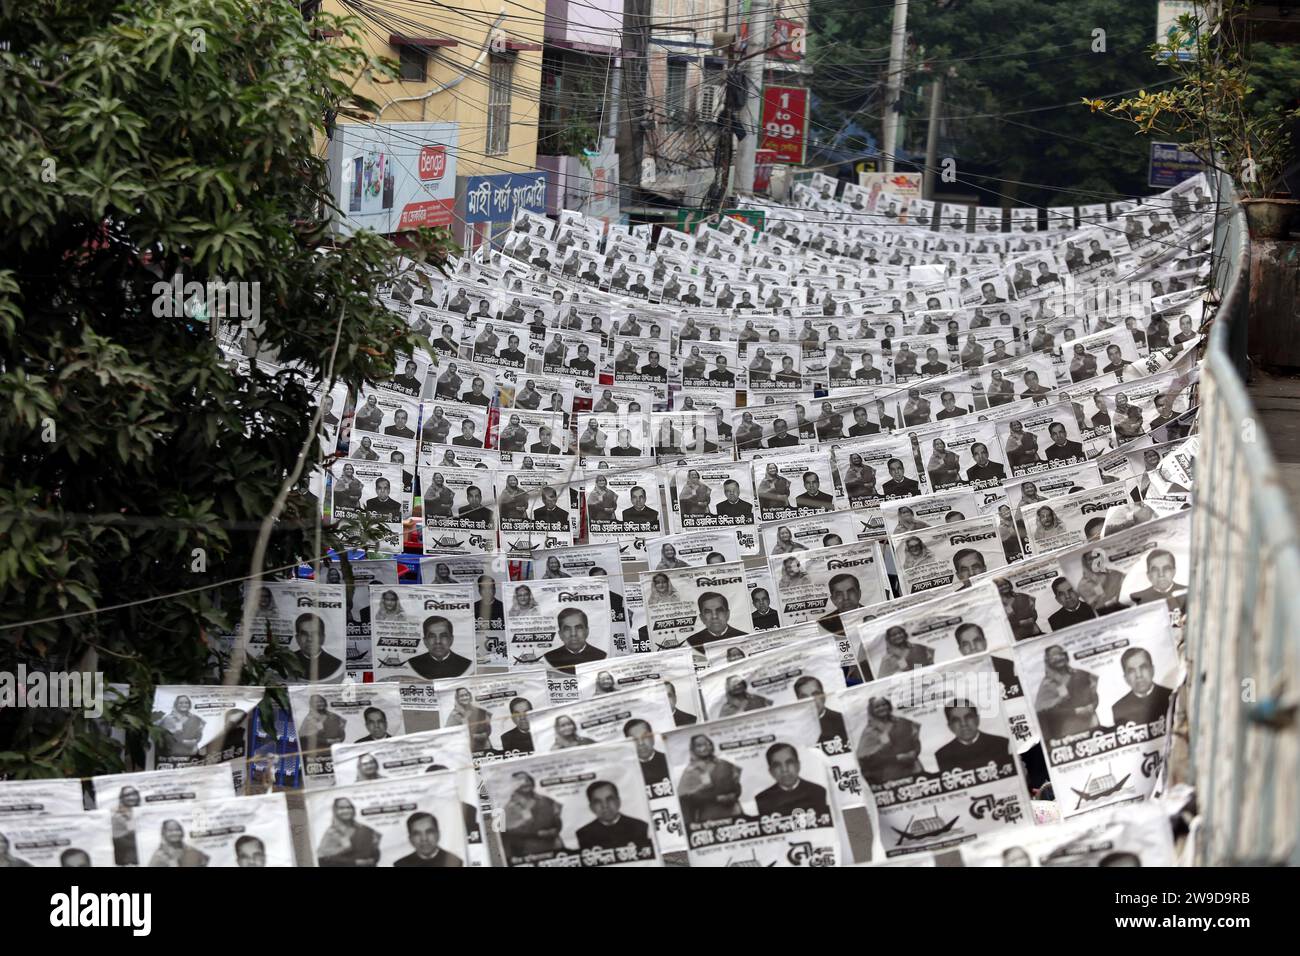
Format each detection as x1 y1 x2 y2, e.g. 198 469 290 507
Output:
418 144 447 181
760 86 810 165
770 19 806 61
397 198 455 229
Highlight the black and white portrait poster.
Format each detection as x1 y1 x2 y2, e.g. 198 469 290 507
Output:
351 389 420 445
644 529 743 570
669 461 759 552
1021 481 1136 555
677 340 741 392
422 441 500 472
494 408 571 458
844 657 1031 857
1053 510 1191 628
539 327 602 391
0 778 85 819
148 685 265 787
589 382 656 416
89 764 240 866
304 773 468 868
699 619 862 683
611 333 672 403
853 580 1034 751
496 470 577 557
419 555 510 667
526 684 686 861
419 465 497 555
913 418 1008 492
503 577 612 672
330 460 408 548
410 307 465 360
574 648 702 726
332 553 402 677
370 583 477 700
972 353 1055 408
746 342 807 397
767 540 891 633
288 682 406 788
958 799 1176 866
417 399 490 453
639 561 753 653
577 410 651 462
996 402 1091 478
497 371 575 422
662 700 846 867
879 488 984 537
582 468 665 559
1003 460 1105 517
835 433 925 509
525 542 630 657
428 356 496 408
892 515 1008 595
650 410 724 458
1014 602 1180 819
698 638 848 721
330 726 485 866
761 509 871 555
433 669 552 762
480 739 661 867
0 810 113 868
374 348 433 400
752 452 845 523
317 380 350 457
130 793 294 868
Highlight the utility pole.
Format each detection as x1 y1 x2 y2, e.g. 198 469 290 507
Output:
619 0 651 195
734 0 771 197
922 71 943 200
881 0 909 172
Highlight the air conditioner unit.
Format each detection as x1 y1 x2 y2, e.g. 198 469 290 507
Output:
696 81 725 122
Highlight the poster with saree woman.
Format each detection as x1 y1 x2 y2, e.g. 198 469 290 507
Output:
479 740 661 867
662 700 847 867
841 657 1031 859
304 774 468 868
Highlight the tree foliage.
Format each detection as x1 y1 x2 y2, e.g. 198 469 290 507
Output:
810 0 1170 205
0 0 451 776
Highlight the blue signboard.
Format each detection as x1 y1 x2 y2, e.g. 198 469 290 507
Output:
463 171 548 224
1148 141 1203 188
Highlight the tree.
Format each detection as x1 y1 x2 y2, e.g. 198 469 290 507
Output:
0 0 451 777
810 0 1167 205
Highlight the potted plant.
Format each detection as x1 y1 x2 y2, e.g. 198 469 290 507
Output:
1084 0 1299 239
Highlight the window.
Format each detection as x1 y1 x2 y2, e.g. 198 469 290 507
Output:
487 53 515 155
398 44 427 82
665 59 688 127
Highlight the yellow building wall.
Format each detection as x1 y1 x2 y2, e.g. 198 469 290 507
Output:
322 0 545 177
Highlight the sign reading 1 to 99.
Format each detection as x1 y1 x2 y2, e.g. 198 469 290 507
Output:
760 86 810 165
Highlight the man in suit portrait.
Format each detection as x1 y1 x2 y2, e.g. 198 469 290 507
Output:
955 622 1017 692
1048 576 1097 630
393 812 463 867
407 615 472 679
621 486 659 524
687 592 747 648
1044 422 1084 463
1110 647 1172 727
1128 549 1187 614
754 743 831 818
543 607 606 671
292 612 342 682
934 700 1011 774
793 676 848 748
575 781 653 855
499 698 534 755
